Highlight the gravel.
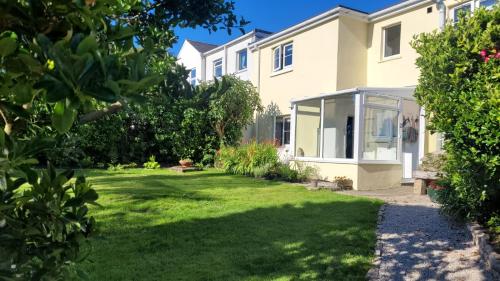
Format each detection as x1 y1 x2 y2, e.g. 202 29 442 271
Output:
339 188 494 281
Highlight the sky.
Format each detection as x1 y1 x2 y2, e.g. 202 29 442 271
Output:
170 0 403 55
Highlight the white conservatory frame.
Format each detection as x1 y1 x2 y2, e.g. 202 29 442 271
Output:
290 87 421 166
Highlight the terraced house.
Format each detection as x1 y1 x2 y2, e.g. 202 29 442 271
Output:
177 0 498 190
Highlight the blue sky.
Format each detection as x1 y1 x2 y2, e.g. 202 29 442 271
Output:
170 0 402 55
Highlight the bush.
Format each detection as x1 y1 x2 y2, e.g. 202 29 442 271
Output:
217 142 279 177
412 5 500 223
0 163 98 279
143 155 161 169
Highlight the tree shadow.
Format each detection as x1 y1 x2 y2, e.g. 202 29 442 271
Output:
82 200 382 281
373 204 493 281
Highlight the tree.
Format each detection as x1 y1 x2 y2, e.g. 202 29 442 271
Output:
0 0 246 279
411 5 499 222
203 75 262 145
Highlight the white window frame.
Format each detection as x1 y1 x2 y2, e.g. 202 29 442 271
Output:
283 43 293 68
236 49 248 71
272 46 282 72
452 1 473 23
272 42 293 72
213 58 223 78
382 22 402 60
189 68 197 86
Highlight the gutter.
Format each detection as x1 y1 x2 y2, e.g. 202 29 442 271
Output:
369 0 435 22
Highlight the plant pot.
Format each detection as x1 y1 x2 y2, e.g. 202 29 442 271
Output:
427 187 440 203
179 160 193 168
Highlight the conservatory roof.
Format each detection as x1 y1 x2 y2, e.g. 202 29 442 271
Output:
290 87 416 103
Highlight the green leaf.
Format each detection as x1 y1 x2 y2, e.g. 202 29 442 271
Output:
0 37 17 57
51 101 77 133
0 129 4 147
76 36 98 55
14 84 33 104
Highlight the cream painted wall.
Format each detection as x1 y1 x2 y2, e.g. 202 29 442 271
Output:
255 19 340 113
357 164 402 190
292 160 360 190
336 16 368 90
366 4 439 87
295 103 321 157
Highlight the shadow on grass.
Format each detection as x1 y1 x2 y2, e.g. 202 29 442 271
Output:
82 200 381 281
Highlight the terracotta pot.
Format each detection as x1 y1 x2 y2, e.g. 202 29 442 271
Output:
179 160 193 167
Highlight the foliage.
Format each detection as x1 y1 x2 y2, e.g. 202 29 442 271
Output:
334 176 353 190
217 142 279 177
77 169 382 280
411 5 500 223
143 155 161 169
418 152 447 173
1 0 246 278
202 75 262 145
217 143 318 183
0 160 98 280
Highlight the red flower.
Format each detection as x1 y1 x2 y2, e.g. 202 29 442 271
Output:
480 49 487 57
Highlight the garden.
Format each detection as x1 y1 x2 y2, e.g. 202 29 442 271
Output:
0 1 499 280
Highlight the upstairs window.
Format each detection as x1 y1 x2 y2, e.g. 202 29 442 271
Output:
189 68 196 86
272 42 293 72
383 23 401 58
237 49 247 71
213 59 223 78
453 2 472 23
480 0 496 9
273 47 282 71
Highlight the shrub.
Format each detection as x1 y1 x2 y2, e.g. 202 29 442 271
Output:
412 6 500 223
217 142 279 177
143 155 161 169
0 163 98 279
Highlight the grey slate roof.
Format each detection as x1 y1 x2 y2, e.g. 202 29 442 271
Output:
186 40 218 53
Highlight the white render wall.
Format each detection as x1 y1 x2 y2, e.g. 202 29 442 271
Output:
205 36 254 81
176 41 203 83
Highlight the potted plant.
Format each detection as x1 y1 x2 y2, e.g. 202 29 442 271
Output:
179 158 193 168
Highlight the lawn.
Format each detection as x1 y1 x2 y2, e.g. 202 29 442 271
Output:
77 169 382 281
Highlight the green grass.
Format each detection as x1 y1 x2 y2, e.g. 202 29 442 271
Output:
77 169 382 281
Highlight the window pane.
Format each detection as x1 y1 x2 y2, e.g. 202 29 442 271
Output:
365 95 399 107
284 44 293 66
480 0 496 9
384 24 401 57
454 4 471 22
275 118 283 146
295 100 321 157
363 108 398 160
214 59 222 77
283 117 291 145
322 95 355 159
238 49 247 70
190 68 196 78
273 47 281 70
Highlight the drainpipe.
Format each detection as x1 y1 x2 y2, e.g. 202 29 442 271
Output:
437 0 446 30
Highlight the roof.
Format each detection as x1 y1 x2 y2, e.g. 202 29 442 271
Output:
186 40 218 53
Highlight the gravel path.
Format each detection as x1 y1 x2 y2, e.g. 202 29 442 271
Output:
339 188 494 281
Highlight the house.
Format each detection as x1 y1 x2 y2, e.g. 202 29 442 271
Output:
176 29 272 86
177 0 497 190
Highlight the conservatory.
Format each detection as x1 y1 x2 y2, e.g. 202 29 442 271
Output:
290 87 422 190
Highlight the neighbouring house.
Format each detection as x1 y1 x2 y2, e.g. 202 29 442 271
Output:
177 0 498 190
177 29 273 86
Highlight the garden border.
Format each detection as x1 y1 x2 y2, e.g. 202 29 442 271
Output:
366 203 387 280
467 222 500 279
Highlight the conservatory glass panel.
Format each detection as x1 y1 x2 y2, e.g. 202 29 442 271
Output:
363 107 398 160
295 99 321 157
322 95 355 159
